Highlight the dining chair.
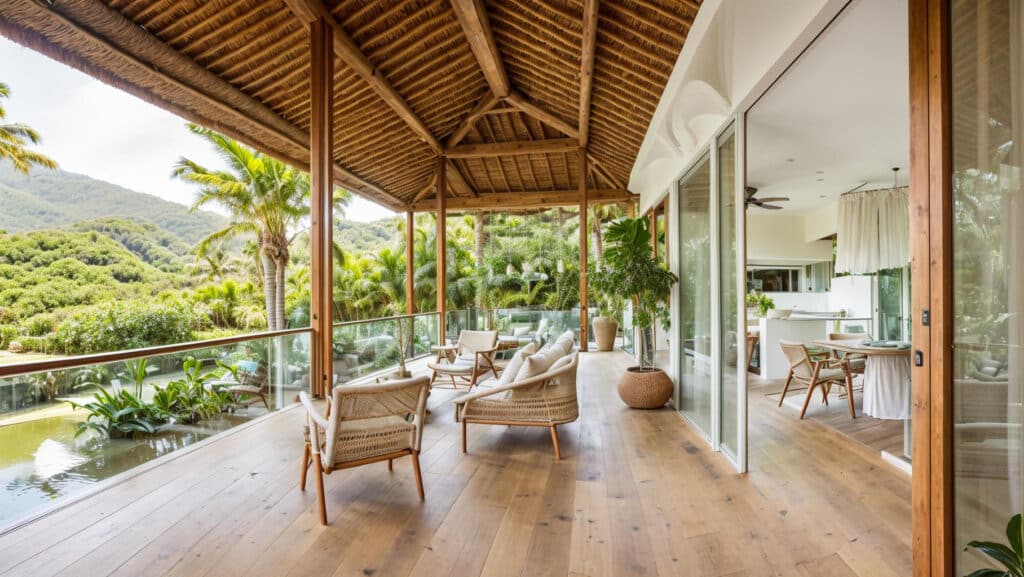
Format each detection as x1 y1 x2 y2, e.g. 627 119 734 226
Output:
827 332 870 375
778 340 856 419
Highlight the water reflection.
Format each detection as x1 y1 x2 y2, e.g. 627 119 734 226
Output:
0 412 253 525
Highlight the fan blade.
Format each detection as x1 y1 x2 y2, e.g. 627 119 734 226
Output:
756 197 789 203
758 204 784 210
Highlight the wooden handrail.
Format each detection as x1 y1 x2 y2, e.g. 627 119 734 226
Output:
0 327 312 379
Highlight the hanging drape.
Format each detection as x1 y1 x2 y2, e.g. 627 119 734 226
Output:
834 187 909 274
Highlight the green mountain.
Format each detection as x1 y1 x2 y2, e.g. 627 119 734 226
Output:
334 217 402 254
0 164 227 245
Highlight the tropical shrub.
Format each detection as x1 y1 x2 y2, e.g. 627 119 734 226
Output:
150 357 222 424
963 513 1024 576
52 300 198 354
29 370 76 402
69 387 160 439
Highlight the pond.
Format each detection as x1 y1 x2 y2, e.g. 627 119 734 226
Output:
0 408 258 527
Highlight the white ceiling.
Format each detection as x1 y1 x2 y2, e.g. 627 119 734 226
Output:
746 0 909 216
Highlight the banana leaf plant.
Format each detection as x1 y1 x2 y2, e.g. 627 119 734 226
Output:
964 513 1024 577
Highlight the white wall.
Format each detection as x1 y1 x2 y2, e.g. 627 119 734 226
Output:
828 275 873 318
746 214 833 264
630 0 847 211
761 292 829 313
803 203 839 242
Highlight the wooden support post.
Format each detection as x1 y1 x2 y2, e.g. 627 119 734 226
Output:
626 200 635 218
405 211 415 314
649 210 658 258
578 148 589 352
437 157 448 345
309 17 334 397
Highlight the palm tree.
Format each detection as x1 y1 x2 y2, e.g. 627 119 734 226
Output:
173 124 350 329
0 82 56 173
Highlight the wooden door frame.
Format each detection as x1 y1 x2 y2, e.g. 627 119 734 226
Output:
909 0 953 575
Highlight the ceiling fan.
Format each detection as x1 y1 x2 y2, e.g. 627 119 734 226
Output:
745 187 789 210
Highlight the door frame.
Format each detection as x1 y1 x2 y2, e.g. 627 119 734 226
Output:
908 0 953 575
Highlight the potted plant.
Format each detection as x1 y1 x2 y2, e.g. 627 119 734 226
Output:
592 217 678 408
591 270 622 352
746 291 775 317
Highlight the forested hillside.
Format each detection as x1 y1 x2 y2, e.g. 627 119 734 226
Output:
0 164 226 244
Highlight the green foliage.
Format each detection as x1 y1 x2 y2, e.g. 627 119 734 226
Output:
963 513 1024 577
150 357 222 424
69 387 159 439
0 163 226 244
746 291 775 317
70 217 190 272
592 217 677 369
0 82 57 174
28 370 77 402
53 300 198 354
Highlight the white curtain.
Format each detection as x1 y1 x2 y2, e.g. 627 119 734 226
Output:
835 187 909 274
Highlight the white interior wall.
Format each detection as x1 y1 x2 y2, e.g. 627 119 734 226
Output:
761 292 830 312
828 275 874 318
746 214 833 264
803 203 839 242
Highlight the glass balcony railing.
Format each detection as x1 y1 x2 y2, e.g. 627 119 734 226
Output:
0 328 311 527
331 313 440 384
445 307 605 347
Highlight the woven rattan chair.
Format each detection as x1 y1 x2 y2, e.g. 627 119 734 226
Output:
453 351 579 460
428 330 500 389
778 340 856 419
299 375 430 525
827 332 870 375
227 360 270 410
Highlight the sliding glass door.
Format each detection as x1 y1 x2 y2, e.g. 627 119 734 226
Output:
718 127 741 460
678 154 713 434
951 0 1024 573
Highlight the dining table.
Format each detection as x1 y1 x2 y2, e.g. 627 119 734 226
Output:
812 338 913 458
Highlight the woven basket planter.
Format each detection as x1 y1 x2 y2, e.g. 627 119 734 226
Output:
617 367 672 409
592 316 618 351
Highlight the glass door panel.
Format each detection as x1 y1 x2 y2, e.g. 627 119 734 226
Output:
718 130 740 458
877 267 904 341
678 154 712 434
951 0 1024 573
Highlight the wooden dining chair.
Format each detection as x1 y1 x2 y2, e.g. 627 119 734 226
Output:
778 340 856 419
827 332 870 375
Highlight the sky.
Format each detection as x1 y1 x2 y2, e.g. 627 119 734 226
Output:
0 37 396 223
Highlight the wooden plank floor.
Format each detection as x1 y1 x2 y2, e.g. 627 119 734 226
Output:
0 352 911 577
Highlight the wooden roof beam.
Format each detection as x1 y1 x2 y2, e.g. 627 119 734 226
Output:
444 138 577 158
283 0 442 153
447 163 477 197
409 188 633 212
449 0 511 98
578 0 599 147
505 90 579 139
446 92 501 148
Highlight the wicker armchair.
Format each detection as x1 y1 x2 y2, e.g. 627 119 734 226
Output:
428 330 500 389
453 350 579 460
778 340 856 419
827 332 871 374
299 375 430 525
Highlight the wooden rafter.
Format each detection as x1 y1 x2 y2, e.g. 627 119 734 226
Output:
410 189 633 212
445 138 578 158
505 90 579 139
282 0 442 153
587 152 624 189
412 167 439 203
447 163 477 197
578 0 599 147
449 0 510 98
446 92 501 147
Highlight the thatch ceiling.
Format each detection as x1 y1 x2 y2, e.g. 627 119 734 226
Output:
0 0 701 212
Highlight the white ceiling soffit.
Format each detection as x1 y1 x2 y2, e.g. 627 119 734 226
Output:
745 0 910 216
630 0 842 211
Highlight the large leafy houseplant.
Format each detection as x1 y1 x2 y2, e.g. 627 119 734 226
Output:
592 217 677 370
963 513 1024 577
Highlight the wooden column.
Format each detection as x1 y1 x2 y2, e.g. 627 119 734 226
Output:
405 211 415 314
578 149 588 351
909 0 953 575
436 156 448 344
309 17 334 398
650 210 658 258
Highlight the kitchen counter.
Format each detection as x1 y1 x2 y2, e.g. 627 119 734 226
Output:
754 316 873 379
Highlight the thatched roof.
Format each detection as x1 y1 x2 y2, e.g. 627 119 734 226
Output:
0 0 701 211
